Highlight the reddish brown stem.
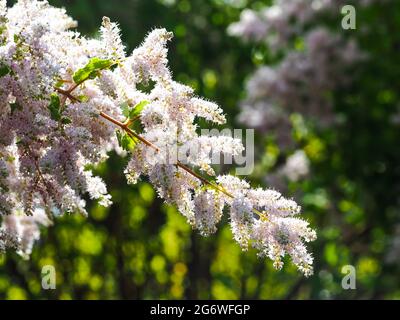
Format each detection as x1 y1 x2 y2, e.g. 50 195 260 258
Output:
56 80 268 221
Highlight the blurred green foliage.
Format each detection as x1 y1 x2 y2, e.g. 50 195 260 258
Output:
1 0 399 299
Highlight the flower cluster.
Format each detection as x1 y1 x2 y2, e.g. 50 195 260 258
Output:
228 0 342 51
235 27 365 148
0 1 315 275
228 0 380 51
228 1 372 198
281 150 310 182
229 1 371 150
217 175 316 276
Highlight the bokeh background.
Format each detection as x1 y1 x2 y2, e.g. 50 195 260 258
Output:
0 0 399 299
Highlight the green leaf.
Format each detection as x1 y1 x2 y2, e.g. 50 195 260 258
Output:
116 130 137 151
120 100 150 121
120 102 130 118
0 25 7 37
10 102 22 114
54 78 72 88
77 95 89 103
72 57 116 84
197 184 213 193
61 117 72 125
0 63 10 77
54 79 64 88
13 34 20 43
48 93 61 121
129 100 150 119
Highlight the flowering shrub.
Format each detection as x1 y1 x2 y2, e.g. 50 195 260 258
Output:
227 0 376 197
223 0 400 297
229 0 368 149
0 0 316 276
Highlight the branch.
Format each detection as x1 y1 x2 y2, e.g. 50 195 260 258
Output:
55 78 268 221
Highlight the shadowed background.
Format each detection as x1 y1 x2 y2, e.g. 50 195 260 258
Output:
0 0 399 299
